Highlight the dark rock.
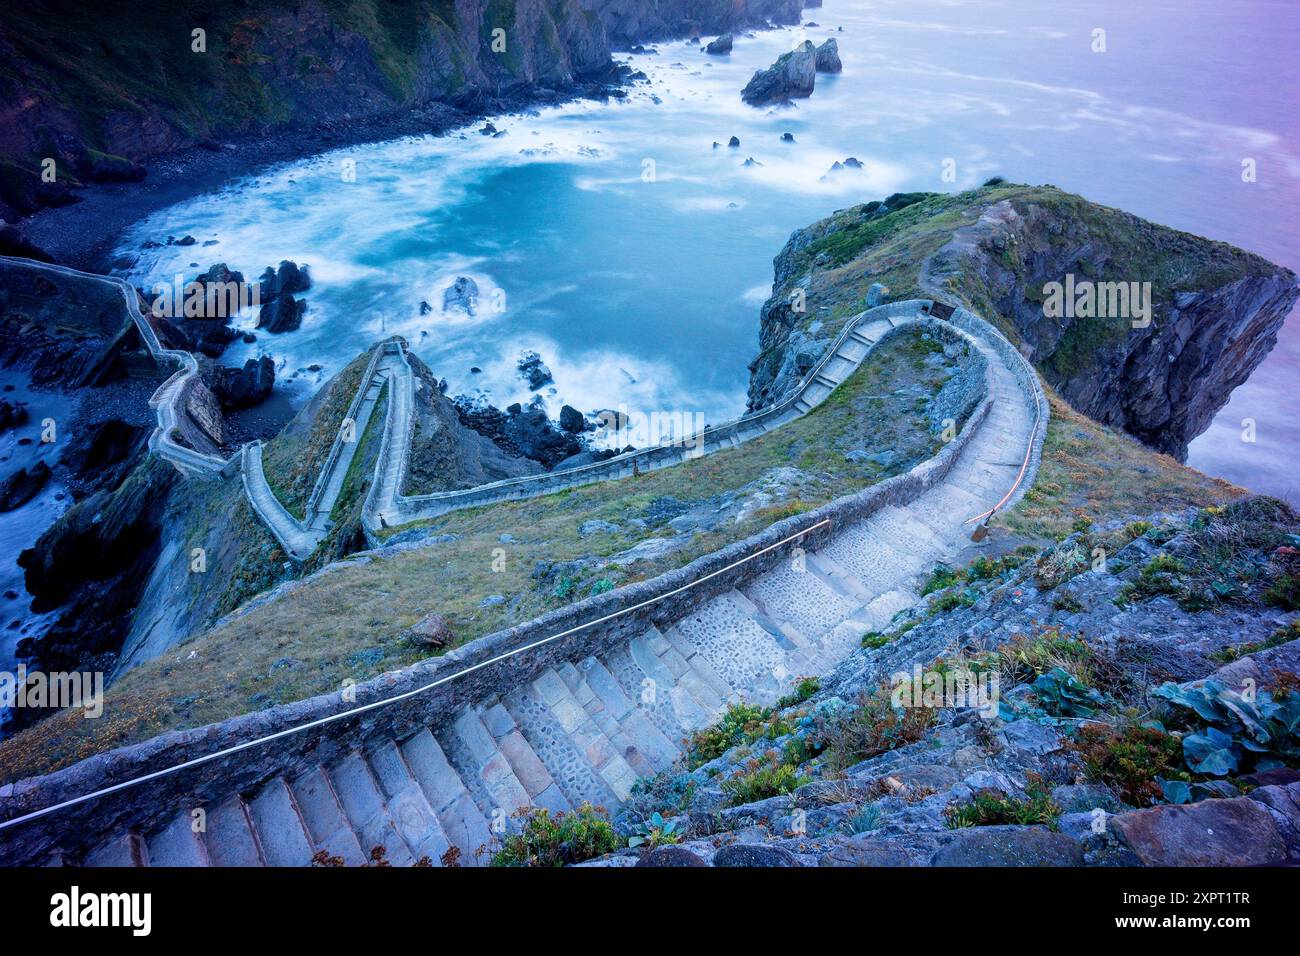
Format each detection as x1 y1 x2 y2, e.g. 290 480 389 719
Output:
780 132 795 142
420 300 432 315
636 846 707 867
0 224 55 263
257 293 306 334
442 276 479 315
930 826 1084 866
712 844 800 867
517 351 554 390
1109 796 1288 866
705 34 733 54
814 38 842 73
0 461 51 511
0 398 30 433
559 404 586 433
258 260 311 301
728 135 740 148
211 357 275 410
740 42 816 105
404 612 455 648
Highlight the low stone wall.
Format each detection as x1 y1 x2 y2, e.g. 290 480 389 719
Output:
0 319 1009 865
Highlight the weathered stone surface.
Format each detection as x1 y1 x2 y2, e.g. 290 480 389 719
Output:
712 843 801 867
1110 796 1288 866
404 612 455 648
705 34 733 54
819 836 916 867
636 845 707 867
930 827 1084 866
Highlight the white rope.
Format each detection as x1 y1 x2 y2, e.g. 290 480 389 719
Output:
0 519 829 832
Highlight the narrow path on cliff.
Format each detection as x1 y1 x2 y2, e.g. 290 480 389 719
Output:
0 290 1050 867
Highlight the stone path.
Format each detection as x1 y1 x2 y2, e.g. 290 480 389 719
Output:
65 319 1042 867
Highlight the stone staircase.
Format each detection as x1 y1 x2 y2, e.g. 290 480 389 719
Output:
61 327 1035 867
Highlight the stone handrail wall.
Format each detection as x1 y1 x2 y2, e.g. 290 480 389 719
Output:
0 255 237 478
0 315 1009 865
366 300 936 535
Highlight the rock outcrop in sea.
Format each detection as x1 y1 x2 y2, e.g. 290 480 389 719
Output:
741 41 817 105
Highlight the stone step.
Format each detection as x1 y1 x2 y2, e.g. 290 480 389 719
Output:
202 797 265 867
290 765 368 866
329 751 416 866
367 740 454 864
501 683 622 811
399 729 493 865
628 629 717 730
248 775 317 866
742 559 859 644
145 810 210 867
445 707 533 822
530 668 639 802
477 700 572 814
82 833 146 868
661 625 738 702
600 643 692 745
671 591 792 704
818 516 928 593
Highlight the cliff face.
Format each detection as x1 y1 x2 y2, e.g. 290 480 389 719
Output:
748 184 1298 463
0 0 798 220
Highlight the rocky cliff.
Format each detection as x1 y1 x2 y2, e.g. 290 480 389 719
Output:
748 184 1298 462
0 0 800 221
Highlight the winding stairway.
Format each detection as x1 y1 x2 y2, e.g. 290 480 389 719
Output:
38 315 1041 867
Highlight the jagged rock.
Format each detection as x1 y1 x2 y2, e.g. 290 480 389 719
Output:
258 260 311 301
740 42 816 105
0 461 51 511
257 293 306 333
814 38 842 72
780 132 795 142
0 398 29 433
1109 796 1289 866
404 612 455 648
559 404 586 433
442 276 479 315
517 351 554 390
211 356 275 410
727 135 740 148
930 827 1085 866
0 224 55 263
712 844 801 867
636 846 707 867
705 34 733 54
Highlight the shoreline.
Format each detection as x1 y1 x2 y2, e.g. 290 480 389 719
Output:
19 73 637 274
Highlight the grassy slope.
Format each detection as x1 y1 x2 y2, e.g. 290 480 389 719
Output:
0 331 957 779
260 350 371 521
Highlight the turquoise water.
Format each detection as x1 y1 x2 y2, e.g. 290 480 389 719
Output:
117 0 1300 496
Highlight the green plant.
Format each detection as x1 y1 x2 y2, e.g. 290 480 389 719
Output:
845 803 882 834
945 774 1061 829
775 676 821 710
627 812 682 849
861 631 890 649
720 754 810 806
1153 680 1300 776
1213 621 1300 663
1031 667 1105 718
810 681 937 776
490 803 620 867
684 702 773 769
1264 574 1300 610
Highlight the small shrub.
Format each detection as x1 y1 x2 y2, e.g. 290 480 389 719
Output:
1069 723 1187 807
945 773 1060 829
775 676 821 710
490 803 620 867
812 681 937 776
721 753 810 806
1264 574 1300 611
861 631 890 649
627 812 682 849
684 702 773 769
